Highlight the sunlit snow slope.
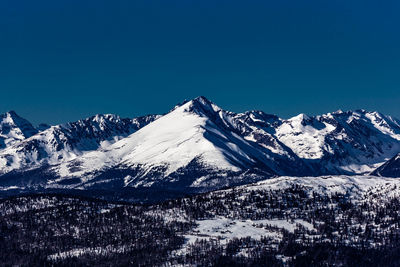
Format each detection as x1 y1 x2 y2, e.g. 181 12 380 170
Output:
0 96 400 199
52 97 276 190
0 113 159 175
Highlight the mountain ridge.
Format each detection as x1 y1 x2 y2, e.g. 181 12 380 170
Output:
0 113 160 175
372 152 400 177
0 96 400 200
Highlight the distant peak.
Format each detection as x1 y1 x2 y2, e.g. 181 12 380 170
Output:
290 113 310 122
368 111 384 117
7 110 18 116
331 109 378 116
246 110 280 121
93 113 119 119
187 96 221 113
354 109 367 114
0 110 38 138
1 110 25 122
193 95 212 104
2 110 20 119
172 96 213 109
168 96 224 119
82 114 122 124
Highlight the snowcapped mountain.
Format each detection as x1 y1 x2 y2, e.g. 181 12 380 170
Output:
372 152 400 177
50 97 278 191
275 109 400 174
187 98 312 176
0 113 159 175
0 111 38 149
0 96 400 198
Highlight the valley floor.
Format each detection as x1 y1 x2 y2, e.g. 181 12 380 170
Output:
2 175 400 266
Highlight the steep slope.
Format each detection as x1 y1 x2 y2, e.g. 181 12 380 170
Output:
371 152 400 177
275 110 400 174
50 97 277 191
0 114 159 175
184 97 312 176
0 111 38 149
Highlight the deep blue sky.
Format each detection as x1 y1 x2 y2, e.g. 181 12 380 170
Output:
1 0 399 125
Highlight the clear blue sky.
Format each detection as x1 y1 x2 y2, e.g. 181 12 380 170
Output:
1 0 399 125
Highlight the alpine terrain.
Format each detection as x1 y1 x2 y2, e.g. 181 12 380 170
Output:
2 97 400 266
0 96 399 201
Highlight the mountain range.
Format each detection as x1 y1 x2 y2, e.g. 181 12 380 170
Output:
1 96 400 200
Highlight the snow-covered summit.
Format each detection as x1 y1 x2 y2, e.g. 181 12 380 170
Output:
53 96 276 189
0 111 38 149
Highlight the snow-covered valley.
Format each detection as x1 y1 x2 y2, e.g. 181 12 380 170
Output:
3 174 400 265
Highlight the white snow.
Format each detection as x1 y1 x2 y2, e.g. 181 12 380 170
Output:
365 112 400 141
0 111 37 148
181 216 316 249
276 114 336 159
237 175 400 200
55 99 271 183
275 110 400 173
196 217 311 238
2 98 400 191
0 114 157 175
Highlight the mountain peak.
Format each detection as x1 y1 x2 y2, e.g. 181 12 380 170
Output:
354 109 368 115
1 110 35 130
90 113 121 124
0 110 38 149
371 152 400 177
288 113 310 123
189 96 216 109
6 110 18 116
333 109 344 115
175 96 222 117
1 110 21 121
193 95 212 104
